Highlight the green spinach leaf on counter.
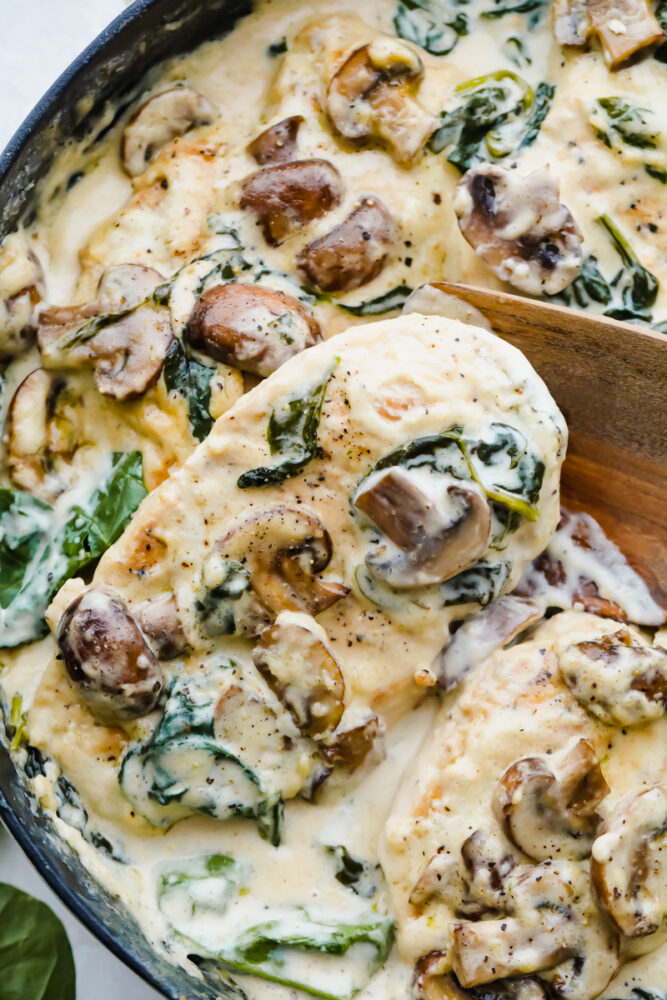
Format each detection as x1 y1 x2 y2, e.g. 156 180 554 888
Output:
394 0 469 57
237 365 336 489
428 72 554 170
163 337 216 441
339 285 414 316
0 451 147 649
0 883 76 999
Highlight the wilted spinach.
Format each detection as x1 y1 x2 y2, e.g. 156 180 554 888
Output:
195 560 251 636
550 255 612 309
480 0 547 25
592 97 658 150
0 883 76 1000
212 909 395 1000
441 560 511 606
393 0 468 57
0 452 146 648
598 214 659 321
325 846 381 898
158 853 248 923
163 337 217 442
339 285 414 316
429 72 554 171
237 365 336 488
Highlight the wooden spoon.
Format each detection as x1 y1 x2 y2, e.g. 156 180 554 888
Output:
428 282 667 600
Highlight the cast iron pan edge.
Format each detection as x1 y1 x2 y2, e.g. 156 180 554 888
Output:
0 1 252 997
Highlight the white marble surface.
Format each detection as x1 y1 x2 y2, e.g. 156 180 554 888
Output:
0 1 161 996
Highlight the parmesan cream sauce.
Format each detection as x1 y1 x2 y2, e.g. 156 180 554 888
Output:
0 0 665 996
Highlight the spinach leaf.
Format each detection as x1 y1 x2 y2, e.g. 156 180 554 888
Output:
195 559 252 636
441 560 511 606
429 72 553 170
237 366 335 489
480 0 547 24
592 97 658 149
119 668 285 845
645 163 667 183
519 82 555 149
158 853 248 923
339 285 414 316
0 883 76 1000
0 452 147 648
325 846 380 898
393 0 468 57
550 255 612 308
54 774 124 862
213 909 395 1000
163 338 216 441
605 993 666 1000
267 38 288 57
598 214 659 319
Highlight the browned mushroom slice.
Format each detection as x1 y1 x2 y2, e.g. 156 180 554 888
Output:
436 596 542 691
186 283 321 376
415 969 548 1000
240 159 343 246
0 240 44 355
354 466 491 589
494 739 609 861
591 785 667 938
297 195 397 293
253 615 345 738
218 507 349 634
37 264 173 400
247 115 304 165
322 710 385 772
326 39 437 163
452 862 618 993
558 626 667 726
454 163 583 296
409 849 463 908
458 829 516 918
56 586 163 724
136 593 188 660
121 86 216 176
552 0 664 69
5 368 75 502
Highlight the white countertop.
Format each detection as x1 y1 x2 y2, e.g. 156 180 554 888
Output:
0 1 163 996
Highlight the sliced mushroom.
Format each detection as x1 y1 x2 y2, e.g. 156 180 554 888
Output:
436 596 542 691
0 237 44 356
321 709 385 772
354 466 491 589
240 159 343 245
186 283 321 376
415 968 549 1000
253 613 345 738
5 368 75 501
247 115 304 165
452 862 618 994
410 849 463 908
458 828 516 918
121 86 216 176
454 163 583 296
297 194 397 293
56 586 163 724
494 739 610 861
37 264 173 400
136 593 188 660
326 38 437 163
217 507 349 635
591 785 667 938
552 0 664 69
558 626 667 726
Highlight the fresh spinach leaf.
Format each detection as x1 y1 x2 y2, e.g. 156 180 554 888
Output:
163 338 216 441
237 366 335 489
339 285 414 316
325 846 380 898
393 0 469 57
598 214 659 318
0 882 76 1000
0 452 147 648
212 909 395 1000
